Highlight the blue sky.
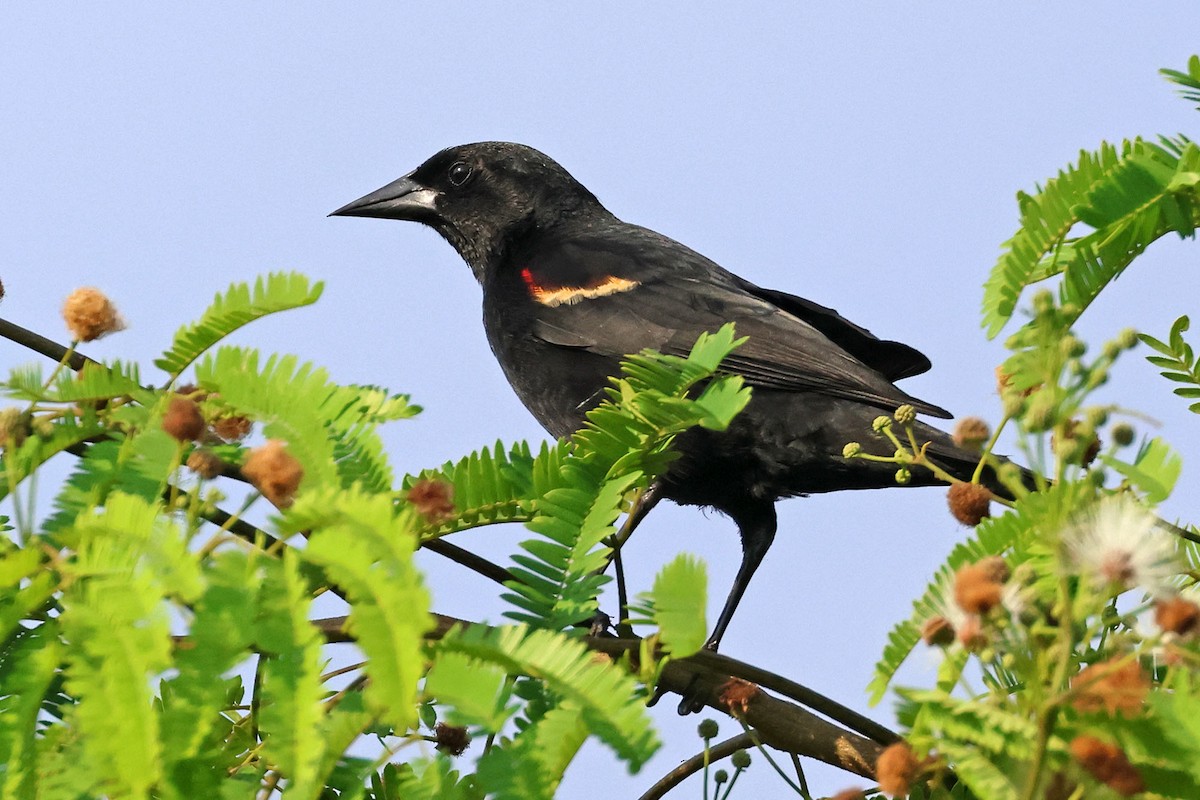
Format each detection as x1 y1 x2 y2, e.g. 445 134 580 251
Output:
3 5 1198 797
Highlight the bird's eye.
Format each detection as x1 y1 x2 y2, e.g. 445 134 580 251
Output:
448 161 474 187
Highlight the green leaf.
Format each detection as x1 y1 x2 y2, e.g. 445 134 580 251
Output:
434 624 659 769
0 624 65 800
475 703 590 800
292 487 433 728
155 272 324 377
642 553 708 657
983 139 1200 337
1162 54 1200 108
1100 436 1183 503
60 495 180 799
423 649 515 731
254 551 327 800
160 551 258 782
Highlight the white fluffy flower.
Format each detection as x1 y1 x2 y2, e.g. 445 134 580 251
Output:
1066 495 1178 594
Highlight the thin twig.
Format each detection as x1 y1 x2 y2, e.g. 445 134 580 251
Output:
637 732 755 800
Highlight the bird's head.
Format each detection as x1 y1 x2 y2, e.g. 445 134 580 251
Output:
331 142 606 281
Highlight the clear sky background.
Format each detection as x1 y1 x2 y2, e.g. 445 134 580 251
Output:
3 5 1198 797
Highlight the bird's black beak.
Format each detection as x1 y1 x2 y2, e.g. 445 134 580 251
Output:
329 173 440 220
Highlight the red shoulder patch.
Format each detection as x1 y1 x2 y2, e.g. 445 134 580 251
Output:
520 267 639 307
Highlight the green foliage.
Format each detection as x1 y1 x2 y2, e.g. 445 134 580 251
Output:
628 553 709 657
1141 315 1200 414
155 271 323 377
982 136 1200 338
431 624 659 769
873 55 1200 800
0 272 743 798
502 325 750 631
1163 54 1200 108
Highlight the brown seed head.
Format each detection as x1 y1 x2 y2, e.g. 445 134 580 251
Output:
1156 596 1200 636
241 440 303 508
0 407 27 448
954 560 1006 614
947 482 991 526
433 722 471 756
62 287 125 342
952 416 991 451
1070 659 1149 717
212 414 253 442
406 478 455 522
920 615 955 647
957 615 988 651
719 677 758 716
163 397 206 442
830 789 866 800
875 741 919 798
186 449 225 480
1069 735 1144 796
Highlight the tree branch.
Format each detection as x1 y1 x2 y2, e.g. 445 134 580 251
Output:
636 732 756 800
311 612 884 781
0 317 93 370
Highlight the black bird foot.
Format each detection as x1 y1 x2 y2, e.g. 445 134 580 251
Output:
675 674 706 715
587 610 614 637
645 673 708 715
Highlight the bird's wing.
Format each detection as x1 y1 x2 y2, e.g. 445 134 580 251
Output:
524 228 951 418
732 280 933 381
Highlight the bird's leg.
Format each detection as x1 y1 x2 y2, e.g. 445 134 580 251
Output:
604 481 664 636
674 501 778 715
705 501 778 652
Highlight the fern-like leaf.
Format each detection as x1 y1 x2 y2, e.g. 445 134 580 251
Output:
983 139 1200 337
60 495 181 799
289 487 433 729
1140 315 1200 414
254 551 327 800
1162 54 1200 109
475 702 590 800
155 272 323 378
0 624 65 799
433 624 659 769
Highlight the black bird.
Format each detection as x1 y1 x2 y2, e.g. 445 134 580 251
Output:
333 142 1002 652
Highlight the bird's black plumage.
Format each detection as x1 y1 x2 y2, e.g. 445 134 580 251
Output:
333 142 998 652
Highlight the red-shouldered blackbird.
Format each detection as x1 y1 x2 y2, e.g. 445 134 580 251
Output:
333 142 1008 652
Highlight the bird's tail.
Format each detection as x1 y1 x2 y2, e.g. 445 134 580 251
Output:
916 421 1038 502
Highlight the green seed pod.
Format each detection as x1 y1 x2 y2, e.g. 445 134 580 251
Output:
1111 422 1135 447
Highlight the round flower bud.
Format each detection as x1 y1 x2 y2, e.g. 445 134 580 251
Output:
1117 327 1138 350
895 467 911 485
1059 335 1086 358
714 770 729 785
62 287 125 342
947 482 991 526
1111 422 1135 447
875 742 919 798
893 404 916 425
731 750 751 769
697 719 719 740
842 442 862 458
163 397 206 442
952 417 990 451
872 415 892 433
1032 290 1055 315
